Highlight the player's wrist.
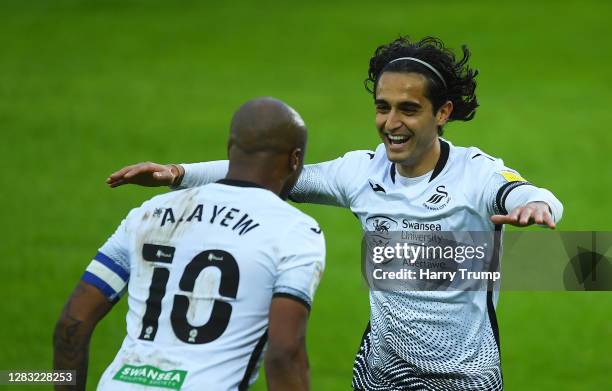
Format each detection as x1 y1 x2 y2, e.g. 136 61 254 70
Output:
168 164 185 187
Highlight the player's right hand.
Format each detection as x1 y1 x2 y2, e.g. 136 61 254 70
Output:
106 162 183 188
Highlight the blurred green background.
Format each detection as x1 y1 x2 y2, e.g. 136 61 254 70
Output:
1 0 611 390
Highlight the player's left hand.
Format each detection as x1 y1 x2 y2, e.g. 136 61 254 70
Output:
106 162 183 188
490 201 556 229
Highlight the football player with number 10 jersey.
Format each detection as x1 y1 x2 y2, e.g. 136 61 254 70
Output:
54 98 325 391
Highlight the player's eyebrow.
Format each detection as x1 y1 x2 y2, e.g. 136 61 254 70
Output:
374 99 422 111
374 99 389 107
397 101 422 111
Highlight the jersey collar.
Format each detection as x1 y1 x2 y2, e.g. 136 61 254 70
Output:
390 138 450 184
216 179 266 189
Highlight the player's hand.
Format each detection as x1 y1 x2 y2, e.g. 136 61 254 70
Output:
106 162 184 188
490 201 556 229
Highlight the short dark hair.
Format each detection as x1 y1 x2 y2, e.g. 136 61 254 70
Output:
365 36 479 135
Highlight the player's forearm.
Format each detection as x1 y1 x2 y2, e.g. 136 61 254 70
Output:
52 316 92 390
177 160 228 188
505 185 564 223
298 343 310 389
52 281 113 391
265 348 309 391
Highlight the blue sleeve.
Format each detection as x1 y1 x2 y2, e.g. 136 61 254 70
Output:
81 218 131 303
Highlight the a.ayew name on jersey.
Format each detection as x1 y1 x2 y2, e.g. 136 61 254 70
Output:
153 196 261 237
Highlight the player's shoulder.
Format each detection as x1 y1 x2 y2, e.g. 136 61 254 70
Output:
450 142 505 175
275 200 322 232
450 142 528 186
143 187 196 208
264 199 324 247
333 147 379 168
337 144 390 175
371 143 389 163
123 188 199 222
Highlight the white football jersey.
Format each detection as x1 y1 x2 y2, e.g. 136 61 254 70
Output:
82 180 325 391
290 139 561 391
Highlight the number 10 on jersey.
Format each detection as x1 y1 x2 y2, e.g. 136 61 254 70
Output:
138 243 240 344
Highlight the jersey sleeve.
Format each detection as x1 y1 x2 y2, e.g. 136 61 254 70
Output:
81 215 132 303
273 218 326 310
289 150 374 207
479 158 564 223
177 160 229 188
179 151 372 208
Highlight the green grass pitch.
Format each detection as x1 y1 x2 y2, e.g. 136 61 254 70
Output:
1 1 611 390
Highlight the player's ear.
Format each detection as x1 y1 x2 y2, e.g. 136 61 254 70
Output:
289 148 303 173
226 139 233 159
436 100 453 126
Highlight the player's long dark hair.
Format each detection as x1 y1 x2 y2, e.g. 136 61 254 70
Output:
366 36 479 135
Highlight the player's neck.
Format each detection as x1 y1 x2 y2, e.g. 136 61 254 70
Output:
396 138 441 178
225 166 284 196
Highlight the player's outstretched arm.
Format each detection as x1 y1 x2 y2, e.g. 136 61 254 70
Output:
107 151 369 207
480 161 564 230
265 296 310 391
53 281 113 391
489 182 563 229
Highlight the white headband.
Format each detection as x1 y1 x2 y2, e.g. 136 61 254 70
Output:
387 57 447 88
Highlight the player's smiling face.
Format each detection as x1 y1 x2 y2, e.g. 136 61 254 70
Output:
375 72 450 175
